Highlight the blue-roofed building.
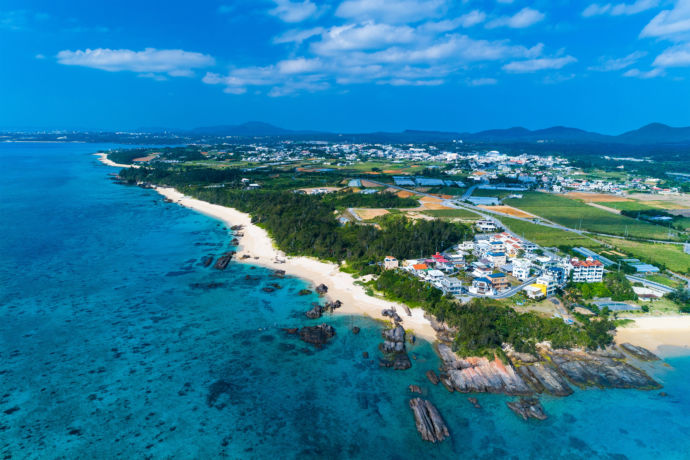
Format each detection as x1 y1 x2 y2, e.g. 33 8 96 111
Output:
415 177 445 187
393 176 415 186
573 247 615 267
468 196 500 206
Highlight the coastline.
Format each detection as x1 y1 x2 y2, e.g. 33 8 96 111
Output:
615 316 690 357
95 152 139 169
155 186 438 341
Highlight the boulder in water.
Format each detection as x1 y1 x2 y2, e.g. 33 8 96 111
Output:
409 398 450 443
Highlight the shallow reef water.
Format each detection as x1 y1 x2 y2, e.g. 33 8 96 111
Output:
1 143 689 459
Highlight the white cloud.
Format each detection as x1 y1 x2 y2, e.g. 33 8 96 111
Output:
335 0 447 23
268 0 318 23
503 55 577 73
311 23 416 54
583 0 659 18
653 42 690 66
623 67 665 77
56 48 215 77
273 27 325 44
640 0 690 38
588 50 647 71
486 7 545 29
468 77 498 86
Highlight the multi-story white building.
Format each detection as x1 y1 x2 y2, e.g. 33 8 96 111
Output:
569 257 604 283
440 277 463 296
512 259 532 281
536 274 558 297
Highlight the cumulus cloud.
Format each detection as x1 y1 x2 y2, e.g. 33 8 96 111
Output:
588 51 647 71
273 27 325 44
503 55 577 73
268 0 318 23
468 77 498 86
56 48 215 77
582 0 659 18
486 7 545 29
335 0 447 23
640 0 690 38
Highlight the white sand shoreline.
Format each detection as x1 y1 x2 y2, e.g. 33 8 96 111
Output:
615 316 690 357
94 152 139 169
154 186 437 341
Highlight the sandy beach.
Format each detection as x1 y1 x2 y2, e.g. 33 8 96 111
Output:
94 153 139 169
615 316 690 357
155 187 437 341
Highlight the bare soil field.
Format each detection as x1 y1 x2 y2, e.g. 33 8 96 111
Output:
627 193 690 208
360 179 382 187
586 202 621 214
353 208 390 220
419 196 453 210
478 205 534 218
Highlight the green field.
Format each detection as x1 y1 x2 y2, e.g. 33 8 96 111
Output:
497 216 602 248
594 201 658 212
504 192 681 240
424 208 481 219
643 274 685 289
599 237 690 274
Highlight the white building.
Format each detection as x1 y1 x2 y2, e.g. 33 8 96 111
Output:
569 257 604 283
440 277 463 296
512 259 532 281
536 274 558 297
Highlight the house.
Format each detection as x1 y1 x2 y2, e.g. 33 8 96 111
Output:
486 251 507 267
472 262 492 278
445 253 466 269
412 263 429 276
512 259 532 281
426 269 445 283
544 266 567 286
488 272 510 291
431 253 455 272
383 256 399 270
524 284 546 299
470 277 495 296
536 274 558 297
440 277 463 296
476 220 498 232
569 257 604 283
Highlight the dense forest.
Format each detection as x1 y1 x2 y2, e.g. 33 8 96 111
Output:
374 271 615 356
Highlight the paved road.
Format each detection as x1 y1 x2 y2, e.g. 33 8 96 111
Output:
625 275 675 294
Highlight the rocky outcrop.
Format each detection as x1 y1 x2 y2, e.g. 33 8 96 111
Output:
230 225 244 231
382 308 402 323
352 326 360 334
213 252 235 270
437 344 531 395
409 398 450 443
409 385 422 394
201 256 214 267
305 303 323 319
620 343 660 361
548 348 660 390
272 270 286 278
426 370 440 385
467 397 481 409
324 300 342 312
507 398 547 421
315 284 328 295
515 362 573 397
298 324 335 346
380 325 411 370
298 289 312 296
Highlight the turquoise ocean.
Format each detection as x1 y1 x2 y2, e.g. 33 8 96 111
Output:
1 142 689 459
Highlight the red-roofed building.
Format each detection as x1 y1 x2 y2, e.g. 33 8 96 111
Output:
569 257 604 283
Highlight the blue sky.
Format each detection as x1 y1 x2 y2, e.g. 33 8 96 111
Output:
2 0 690 133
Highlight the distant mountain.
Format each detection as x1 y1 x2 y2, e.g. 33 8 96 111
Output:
174 121 690 145
616 123 690 144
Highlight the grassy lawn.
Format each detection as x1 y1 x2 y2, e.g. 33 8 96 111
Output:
504 192 680 240
424 208 481 219
599 237 690 274
496 216 602 248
